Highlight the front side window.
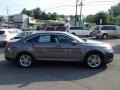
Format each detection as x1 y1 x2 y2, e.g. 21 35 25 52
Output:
94 26 100 30
57 35 73 43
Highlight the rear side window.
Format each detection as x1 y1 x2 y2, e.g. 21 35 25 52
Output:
0 31 5 35
101 26 116 30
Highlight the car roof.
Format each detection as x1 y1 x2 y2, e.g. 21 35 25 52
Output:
32 31 68 34
96 25 117 26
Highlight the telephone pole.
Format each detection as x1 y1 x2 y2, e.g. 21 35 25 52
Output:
75 0 78 26
6 6 10 28
79 0 83 26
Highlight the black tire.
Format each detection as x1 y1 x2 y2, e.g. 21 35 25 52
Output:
16 53 34 68
102 34 108 39
96 36 100 39
90 32 93 37
85 52 104 69
71 32 76 36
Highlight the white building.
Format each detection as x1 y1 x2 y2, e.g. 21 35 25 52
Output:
13 14 36 29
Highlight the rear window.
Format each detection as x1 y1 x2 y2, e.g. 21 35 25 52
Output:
0 31 5 35
70 27 84 30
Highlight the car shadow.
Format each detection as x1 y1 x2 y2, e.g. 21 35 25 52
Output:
0 60 107 88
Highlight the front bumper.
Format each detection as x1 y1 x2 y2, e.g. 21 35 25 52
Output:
104 52 114 64
0 41 7 48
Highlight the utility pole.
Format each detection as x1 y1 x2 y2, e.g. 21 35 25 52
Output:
79 0 83 26
6 6 10 28
75 0 78 26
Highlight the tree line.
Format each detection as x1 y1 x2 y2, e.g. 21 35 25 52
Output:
21 8 59 20
86 2 120 25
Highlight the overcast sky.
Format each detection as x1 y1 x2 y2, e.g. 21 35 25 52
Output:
0 0 119 16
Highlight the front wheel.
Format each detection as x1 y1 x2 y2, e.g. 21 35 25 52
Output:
85 53 104 68
17 53 34 68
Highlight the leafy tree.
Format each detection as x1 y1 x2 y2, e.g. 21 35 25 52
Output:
50 12 59 20
86 15 94 23
21 8 34 17
93 12 108 25
106 15 116 25
33 8 42 19
109 3 120 17
42 12 50 20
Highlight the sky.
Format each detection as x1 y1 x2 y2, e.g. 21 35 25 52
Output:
0 0 119 16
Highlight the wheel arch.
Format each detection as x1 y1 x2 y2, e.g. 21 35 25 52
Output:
15 51 35 61
83 50 105 62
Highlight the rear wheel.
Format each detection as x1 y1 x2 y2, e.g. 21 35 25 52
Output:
85 53 104 68
17 53 34 68
90 32 93 37
71 32 76 36
102 34 108 39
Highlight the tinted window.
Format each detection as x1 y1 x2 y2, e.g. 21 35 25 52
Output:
70 27 83 30
57 35 73 43
30 34 57 43
101 26 116 30
0 31 5 35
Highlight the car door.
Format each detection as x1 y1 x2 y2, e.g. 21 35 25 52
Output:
56 34 82 61
30 33 69 60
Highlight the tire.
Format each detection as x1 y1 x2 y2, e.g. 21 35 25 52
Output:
85 53 104 69
96 36 100 39
90 32 93 37
102 34 108 39
71 32 76 36
17 53 34 68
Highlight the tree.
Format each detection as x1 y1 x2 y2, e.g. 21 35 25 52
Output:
50 12 59 20
86 15 94 23
33 7 42 19
106 15 116 25
93 12 108 25
109 3 120 17
21 8 34 17
42 12 50 20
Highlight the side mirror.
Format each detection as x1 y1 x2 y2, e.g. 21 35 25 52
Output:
71 40 79 45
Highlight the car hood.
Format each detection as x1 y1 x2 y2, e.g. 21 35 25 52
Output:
82 39 111 48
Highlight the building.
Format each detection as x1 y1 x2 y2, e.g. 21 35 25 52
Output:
13 14 36 29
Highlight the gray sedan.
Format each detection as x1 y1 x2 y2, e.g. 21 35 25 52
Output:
5 31 114 68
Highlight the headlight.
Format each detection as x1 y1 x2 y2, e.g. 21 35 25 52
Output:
104 46 113 52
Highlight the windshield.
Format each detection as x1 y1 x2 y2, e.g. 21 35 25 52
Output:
67 33 83 43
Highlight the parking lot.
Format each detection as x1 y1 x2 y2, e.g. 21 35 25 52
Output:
0 37 120 90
